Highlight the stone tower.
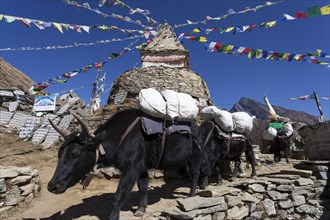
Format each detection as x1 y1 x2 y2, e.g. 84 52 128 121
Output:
107 23 211 108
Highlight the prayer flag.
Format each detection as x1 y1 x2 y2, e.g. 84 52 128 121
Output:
321 4 330 15
315 49 322 56
52 22 63 33
266 21 276 28
282 14 295 20
308 5 321 16
296 12 307 19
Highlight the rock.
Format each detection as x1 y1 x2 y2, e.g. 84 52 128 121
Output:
177 196 225 212
296 204 322 216
280 169 312 178
197 186 241 197
277 184 294 192
162 204 228 220
19 183 35 196
5 186 20 206
262 198 276 216
0 179 6 193
0 168 19 178
278 199 294 209
225 195 242 208
8 101 19 112
267 191 289 200
241 192 260 203
292 195 306 206
248 183 266 193
227 206 249 220
8 175 31 186
294 178 314 186
299 121 330 160
212 212 226 220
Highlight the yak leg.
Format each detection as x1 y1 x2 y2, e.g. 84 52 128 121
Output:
232 159 241 178
215 164 223 185
245 148 257 177
285 147 290 164
189 155 202 196
109 170 138 220
134 171 149 217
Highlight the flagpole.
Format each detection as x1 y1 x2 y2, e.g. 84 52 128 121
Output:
313 91 324 123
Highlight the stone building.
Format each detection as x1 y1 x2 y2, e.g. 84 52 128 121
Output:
107 23 211 108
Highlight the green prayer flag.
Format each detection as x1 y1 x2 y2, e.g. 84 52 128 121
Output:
308 5 321 16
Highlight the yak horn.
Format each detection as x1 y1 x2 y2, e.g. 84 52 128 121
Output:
70 111 90 138
48 119 71 137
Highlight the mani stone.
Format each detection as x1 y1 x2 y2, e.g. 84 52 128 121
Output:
0 111 13 125
7 112 29 129
31 128 49 145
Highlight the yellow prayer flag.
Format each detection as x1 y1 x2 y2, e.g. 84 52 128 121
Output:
225 27 234 32
256 49 263 58
52 22 63 34
192 28 201 33
282 53 290 60
266 21 276 28
315 49 322 56
0 14 3 21
225 45 234 53
199 37 207 43
321 4 330 15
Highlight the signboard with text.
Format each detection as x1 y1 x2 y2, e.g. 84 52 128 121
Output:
33 94 57 112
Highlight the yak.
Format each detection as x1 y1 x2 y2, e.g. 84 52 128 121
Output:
47 108 205 220
198 120 257 189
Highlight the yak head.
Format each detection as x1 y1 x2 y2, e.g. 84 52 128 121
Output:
47 113 105 194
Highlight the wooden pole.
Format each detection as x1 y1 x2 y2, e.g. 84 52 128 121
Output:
313 91 324 123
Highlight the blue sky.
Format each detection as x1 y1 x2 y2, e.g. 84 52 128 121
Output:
1 0 329 120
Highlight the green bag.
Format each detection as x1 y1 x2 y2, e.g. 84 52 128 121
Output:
268 122 283 131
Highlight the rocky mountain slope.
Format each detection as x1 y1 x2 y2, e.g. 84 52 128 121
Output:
0 57 35 94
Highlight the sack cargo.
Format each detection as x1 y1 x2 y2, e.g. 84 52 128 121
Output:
136 88 198 121
136 88 167 118
281 123 294 137
232 112 254 133
268 122 283 131
161 90 179 119
263 127 277 141
214 110 235 132
199 106 222 120
173 92 199 121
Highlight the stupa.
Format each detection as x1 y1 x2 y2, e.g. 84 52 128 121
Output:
107 23 211 108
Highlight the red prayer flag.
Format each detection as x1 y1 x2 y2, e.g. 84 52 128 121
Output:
296 12 307 19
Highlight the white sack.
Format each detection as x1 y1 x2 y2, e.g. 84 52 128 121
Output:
136 88 167 118
232 112 254 133
175 92 199 121
263 127 277 141
214 110 235 132
199 106 222 120
281 123 294 137
161 90 179 119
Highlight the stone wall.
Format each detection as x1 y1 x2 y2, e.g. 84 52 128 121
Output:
161 167 329 220
0 166 41 213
